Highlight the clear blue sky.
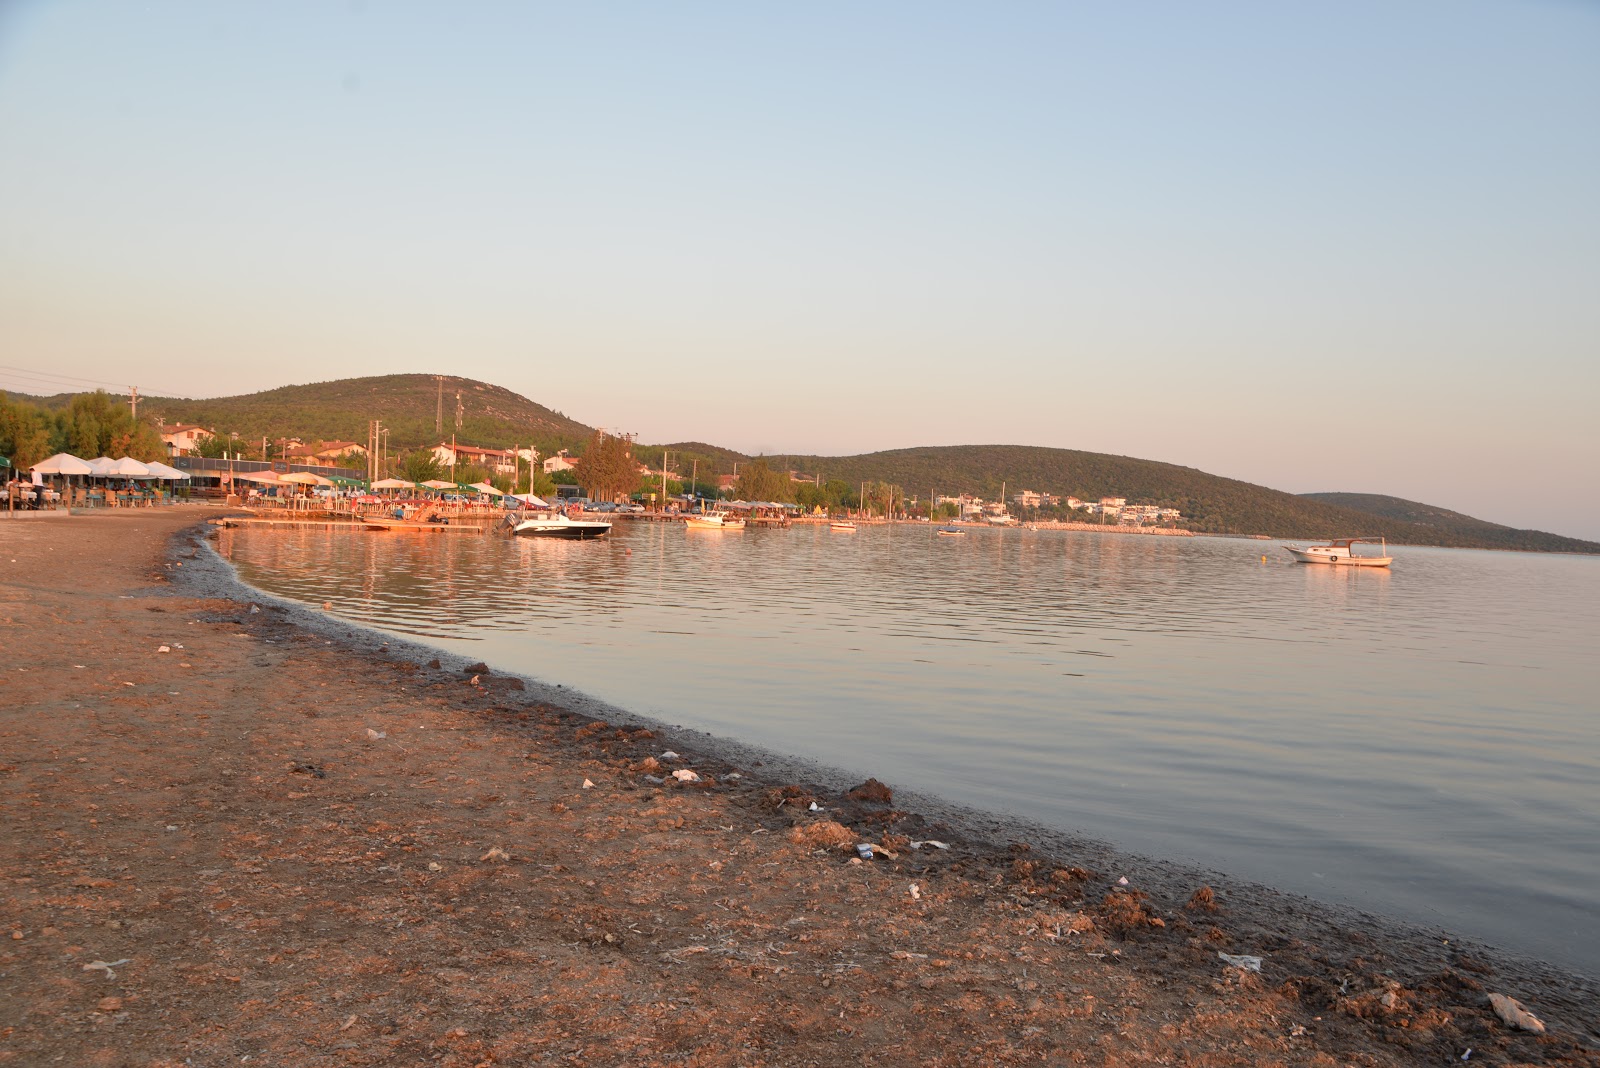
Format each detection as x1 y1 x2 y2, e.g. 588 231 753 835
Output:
2 2 1596 537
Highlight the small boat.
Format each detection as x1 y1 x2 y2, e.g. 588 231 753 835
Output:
1284 537 1392 567
936 525 965 537
830 520 857 532
685 512 745 531
510 512 613 539
985 513 1018 526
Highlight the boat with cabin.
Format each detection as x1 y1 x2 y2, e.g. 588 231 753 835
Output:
509 511 613 539
1284 537 1392 567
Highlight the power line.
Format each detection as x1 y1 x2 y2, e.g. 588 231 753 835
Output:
0 363 187 399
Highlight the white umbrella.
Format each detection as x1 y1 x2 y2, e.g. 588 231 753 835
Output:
421 479 456 490
86 456 118 476
31 453 93 476
280 471 333 486
509 494 550 507
372 477 416 490
234 470 283 484
106 457 154 478
142 460 189 480
469 481 506 496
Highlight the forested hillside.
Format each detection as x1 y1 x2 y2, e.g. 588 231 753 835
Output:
140 375 593 456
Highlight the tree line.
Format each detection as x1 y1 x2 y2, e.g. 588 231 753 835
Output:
0 391 165 470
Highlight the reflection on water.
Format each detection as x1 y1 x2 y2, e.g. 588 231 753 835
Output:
218 523 1600 974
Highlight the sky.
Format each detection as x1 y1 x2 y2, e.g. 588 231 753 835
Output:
1 2 1596 538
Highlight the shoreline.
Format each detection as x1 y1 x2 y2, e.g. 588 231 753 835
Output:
3 507 1596 1065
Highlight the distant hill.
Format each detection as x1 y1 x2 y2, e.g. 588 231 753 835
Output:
126 374 594 455
733 444 1596 549
1301 493 1599 554
10 375 1592 552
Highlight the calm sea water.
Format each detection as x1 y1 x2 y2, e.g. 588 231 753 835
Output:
216 522 1600 974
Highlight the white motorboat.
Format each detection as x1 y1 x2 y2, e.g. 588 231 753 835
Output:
830 520 857 532
510 512 613 539
685 512 745 530
1284 537 1392 567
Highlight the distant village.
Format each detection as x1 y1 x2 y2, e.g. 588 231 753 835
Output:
155 423 1183 525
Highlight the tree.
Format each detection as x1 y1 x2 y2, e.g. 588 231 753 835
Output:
734 458 794 502
574 430 642 503
52 391 164 461
0 392 52 470
402 450 444 483
454 462 491 486
191 432 235 459
525 468 557 497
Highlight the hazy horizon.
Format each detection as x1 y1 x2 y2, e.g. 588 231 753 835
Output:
2 3 1595 537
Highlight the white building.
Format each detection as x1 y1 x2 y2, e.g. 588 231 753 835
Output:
160 424 212 457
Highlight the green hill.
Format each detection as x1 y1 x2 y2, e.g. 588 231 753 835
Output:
1300 493 1598 554
139 374 593 456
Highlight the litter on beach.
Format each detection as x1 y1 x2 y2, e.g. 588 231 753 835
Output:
1487 993 1545 1033
1218 953 1264 972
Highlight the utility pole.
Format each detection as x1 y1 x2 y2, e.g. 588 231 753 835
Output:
690 459 697 500
450 433 457 484
127 386 139 419
660 450 669 512
455 392 464 430
436 376 444 434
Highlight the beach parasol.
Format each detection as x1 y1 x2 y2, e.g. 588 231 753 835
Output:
468 481 506 496
141 461 190 480
106 457 155 478
279 471 335 486
30 453 94 476
421 479 456 490
234 470 283 484
372 477 416 490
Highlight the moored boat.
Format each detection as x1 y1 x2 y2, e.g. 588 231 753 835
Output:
685 512 745 530
1284 537 1392 567
830 520 857 532
511 512 613 539
936 525 965 537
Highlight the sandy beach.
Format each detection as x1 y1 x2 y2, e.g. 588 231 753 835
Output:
1 508 1595 1067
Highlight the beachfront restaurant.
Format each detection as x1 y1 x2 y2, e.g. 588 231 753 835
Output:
6 453 194 509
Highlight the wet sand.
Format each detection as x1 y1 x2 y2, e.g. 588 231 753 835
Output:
1 508 1595 1067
